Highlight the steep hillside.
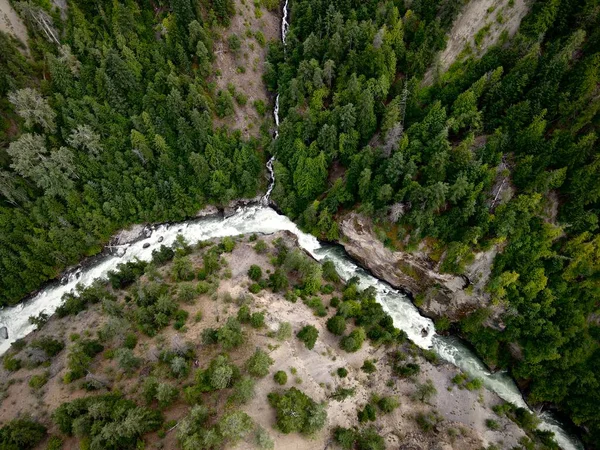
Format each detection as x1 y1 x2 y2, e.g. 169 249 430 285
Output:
0 233 545 449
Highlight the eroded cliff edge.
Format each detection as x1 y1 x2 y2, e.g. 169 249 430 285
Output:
338 212 504 326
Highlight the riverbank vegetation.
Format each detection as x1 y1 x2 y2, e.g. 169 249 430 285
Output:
0 233 545 449
0 0 267 307
267 0 600 446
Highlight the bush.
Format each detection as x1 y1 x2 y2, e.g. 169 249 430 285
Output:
216 90 234 117
249 283 262 294
217 317 245 350
276 322 292 341
394 361 420 378
246 349 273 378
29 372 49 389
221 236 236 252
250 312 265 328
485 419 500 430
337 367 348 378
356 426 385 450
170 356 190 378
322 260 341 283
297 325 319 350
123 333 137 349
227 34 241 52
152 245 174 265
52 394 162 448
255 426 274 450
274 370 288 385
357 403 377 423
248 265 262 281
156 383 179 408
268 387 327 435
30 337 65 357
172 256 195 281
305 297 327 316
230 376 256 404
0 418 47 449
334 427 357 449
378 396 400 413
269 269 289 292
326 315 347 335
219 411 253 443
114 348 141 373
340 328 366 353
330 387 355 401
414 379 437 403
253 99 267 116
361 360 377 374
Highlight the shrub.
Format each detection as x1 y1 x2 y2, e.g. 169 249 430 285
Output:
274 370 288 385
361 360 377 374
378 396 400 413
172 256 195 281
297 325 319 350
394 362 421 378
142 376 159 404
356 426 385 450
330 297 340 307
230 376 256 404
248 265 262 281
326 315 347 335
177 283 197 303
249 283 261 294
170 356 190 378
305 297 327 316
216 90 234 117
322 260 341 283
246 349 273 378
156 383 179 408
337 367 348 378
217 317 245 350
0 418 46 449
107 259 147 289
29 372 49 389
485 419 500 430
218 411 253 443
255 426 274 450
334 427 357 449
253 99 267 116
152 245 174 265
357 403 377 423
52 394 162 448
114 348 141 373
340 328 366 352
267 387 327 435
269 268 289 292
330 387 356 401
46 436 63 450
221 237 236 252
276 322 292 341
227 34 241 52
123 333 138 349
250 312 265 328
30 337 64 357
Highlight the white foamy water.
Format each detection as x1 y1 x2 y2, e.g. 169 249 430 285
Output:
0 205 582 449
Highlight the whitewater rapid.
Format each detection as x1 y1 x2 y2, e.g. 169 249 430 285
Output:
0 206 582 449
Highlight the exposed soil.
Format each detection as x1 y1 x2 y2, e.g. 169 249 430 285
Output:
0 0 29 49
0 232 530 449
212 0 280 137
424 0 530 84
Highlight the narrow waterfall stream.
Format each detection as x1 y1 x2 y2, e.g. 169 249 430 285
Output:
0 2 583 449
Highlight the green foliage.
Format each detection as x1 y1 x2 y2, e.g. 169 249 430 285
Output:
52 394 162 449
246 348 273 378
326 315 346 336
29 372 49 389
274 370 288 385
378 396 400 413
414 379 437 403
340 328 366 353
276 322 292 341
248 264 262 281
268 387 327 435
297 325 319 350
361 360 377 374
230 376 256 404
0 417 46 450
357 403 377 423
330 386 355 401
336 367 348 378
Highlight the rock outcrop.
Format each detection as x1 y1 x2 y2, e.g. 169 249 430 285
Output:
338 213 500 322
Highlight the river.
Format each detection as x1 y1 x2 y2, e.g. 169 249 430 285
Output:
0 0 584 447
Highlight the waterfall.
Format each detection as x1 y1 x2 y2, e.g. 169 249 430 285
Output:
261 0 289 206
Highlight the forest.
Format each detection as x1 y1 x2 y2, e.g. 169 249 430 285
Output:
265 0 600 446
0 0 264 307
0 0 599 447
